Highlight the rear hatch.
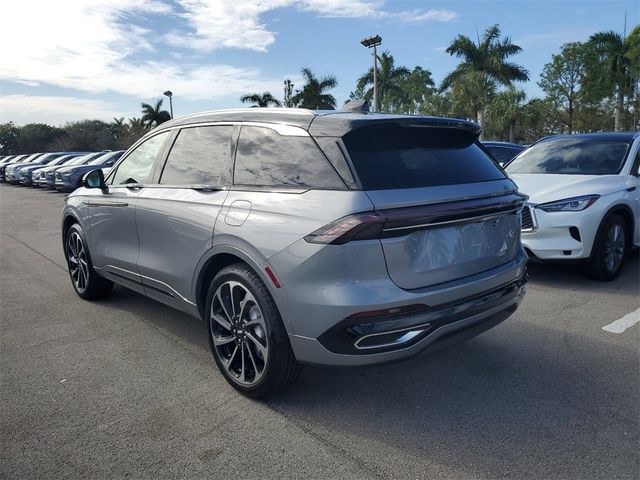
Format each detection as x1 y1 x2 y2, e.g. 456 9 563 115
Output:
341 122 524 290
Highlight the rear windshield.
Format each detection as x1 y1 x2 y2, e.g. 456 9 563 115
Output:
506 137 631 175
342 124 505 190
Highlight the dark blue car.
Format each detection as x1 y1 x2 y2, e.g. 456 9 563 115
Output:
54 151 124 192
482 141 526 166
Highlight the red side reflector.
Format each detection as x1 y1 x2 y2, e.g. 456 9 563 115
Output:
264 267 281 288
347 304 428 320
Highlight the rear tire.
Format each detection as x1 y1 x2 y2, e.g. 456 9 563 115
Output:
584 214 627 281
206 263 300 398
64 224 114 299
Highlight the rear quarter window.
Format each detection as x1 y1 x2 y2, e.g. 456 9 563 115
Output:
234 125 344 189
342 124 506 190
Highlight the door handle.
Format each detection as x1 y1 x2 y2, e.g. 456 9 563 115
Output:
191 185 225 192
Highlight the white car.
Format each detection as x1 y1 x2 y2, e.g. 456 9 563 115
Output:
506 132 639 280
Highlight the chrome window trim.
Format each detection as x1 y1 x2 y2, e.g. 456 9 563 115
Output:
107 122 310 185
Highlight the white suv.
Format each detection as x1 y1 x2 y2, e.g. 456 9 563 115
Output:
507 132 640 280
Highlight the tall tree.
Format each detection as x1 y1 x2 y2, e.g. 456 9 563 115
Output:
488 86 527 142
140 99 171 128
291 68 338 110
398 66 436 114
588 29 637 130
63 120 113 151
441 24 529 135
539 42 588 134
240 92 282 107
356 51 410 112
16 123 66 153
0 122 21 155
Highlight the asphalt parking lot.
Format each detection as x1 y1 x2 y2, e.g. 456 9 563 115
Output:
1 184 638 480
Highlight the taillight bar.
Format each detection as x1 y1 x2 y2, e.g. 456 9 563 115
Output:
305 192 527 245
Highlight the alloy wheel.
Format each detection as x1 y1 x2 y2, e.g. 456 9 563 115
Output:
210 281 268 386
66 231 89 293
603 223 625 273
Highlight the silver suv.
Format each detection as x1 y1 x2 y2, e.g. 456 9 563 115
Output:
62 109 528 397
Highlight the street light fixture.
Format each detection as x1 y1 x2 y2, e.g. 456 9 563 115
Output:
360 34 382 112
163 90 174 119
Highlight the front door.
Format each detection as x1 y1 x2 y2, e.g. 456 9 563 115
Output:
86 131 172 293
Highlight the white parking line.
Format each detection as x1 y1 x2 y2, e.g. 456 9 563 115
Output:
602 308 640 334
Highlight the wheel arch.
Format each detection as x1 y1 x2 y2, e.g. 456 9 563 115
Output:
61 210 82 249
603 203 635 252
192 245 284 324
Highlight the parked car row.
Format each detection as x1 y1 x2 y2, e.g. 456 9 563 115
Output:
0 150 124 191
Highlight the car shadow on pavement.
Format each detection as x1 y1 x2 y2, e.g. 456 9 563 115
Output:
526 249 639 295
266 321 639 478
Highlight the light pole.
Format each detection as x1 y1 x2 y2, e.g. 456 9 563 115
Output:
360 34 382 112
163 90 173 119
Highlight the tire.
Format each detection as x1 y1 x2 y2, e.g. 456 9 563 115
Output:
205 263 300 398
64 224 114 299
584 214 628 281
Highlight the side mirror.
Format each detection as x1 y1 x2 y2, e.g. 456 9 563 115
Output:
83 169 106 190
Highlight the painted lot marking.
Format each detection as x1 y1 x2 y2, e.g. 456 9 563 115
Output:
602 308 640 334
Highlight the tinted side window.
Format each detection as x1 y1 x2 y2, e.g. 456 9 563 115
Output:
111 132 170 185
160 126 233 186
234 126 344 189
488 147 517 164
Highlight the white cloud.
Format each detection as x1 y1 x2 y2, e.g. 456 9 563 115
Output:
393 9 459 24
1 1 294 102
0 95 133 126
0 0 457 124
168 0 459 52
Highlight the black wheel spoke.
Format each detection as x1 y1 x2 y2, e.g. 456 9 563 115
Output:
67 231 89 293
210 280 268 386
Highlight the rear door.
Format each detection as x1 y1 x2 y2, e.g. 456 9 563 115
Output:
341 123 524 289
87 131 172 293
135 124 234 307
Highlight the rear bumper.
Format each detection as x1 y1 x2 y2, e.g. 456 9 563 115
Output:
290 272 526 366
274 241 528 366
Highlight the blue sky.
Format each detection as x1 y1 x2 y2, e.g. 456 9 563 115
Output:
0 0 637 125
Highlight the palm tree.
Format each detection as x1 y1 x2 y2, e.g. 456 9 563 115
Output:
140 99 171 128
441 24 529 135
240 92 282 107
488 86 527 142
291 68 338 110
128 117 148 138
589 29 636 131
111 117 128 138
356 51 410 112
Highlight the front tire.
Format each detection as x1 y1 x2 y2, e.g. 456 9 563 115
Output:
584 214 627 281
206 263 299 398
65 224 114 299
